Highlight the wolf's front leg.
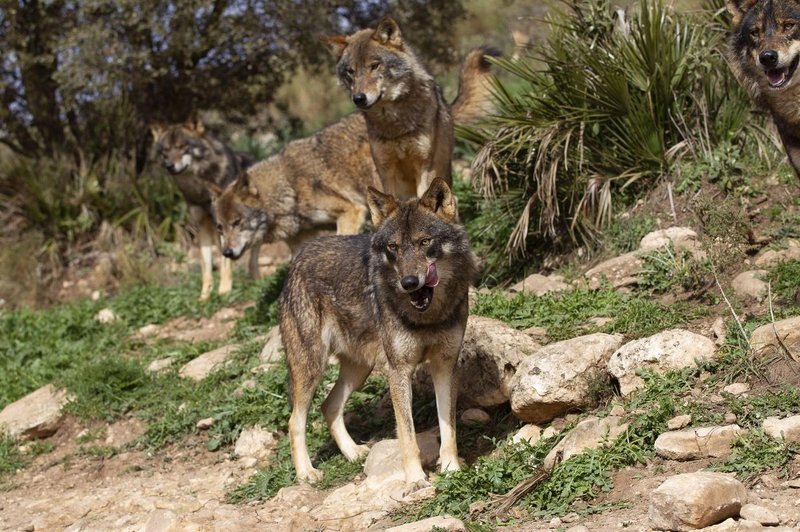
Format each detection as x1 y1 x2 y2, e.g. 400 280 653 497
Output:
386 368 427 489
428 344 461 472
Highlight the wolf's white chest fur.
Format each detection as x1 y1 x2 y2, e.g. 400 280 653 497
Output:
382 133 432 160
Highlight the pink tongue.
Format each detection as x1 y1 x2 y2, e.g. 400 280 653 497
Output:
425 262 439 287
767 68 787 85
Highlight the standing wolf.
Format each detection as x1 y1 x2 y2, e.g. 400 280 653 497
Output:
280 178 477 489
151 119 257 300
325 18 498 198
727 0 800 176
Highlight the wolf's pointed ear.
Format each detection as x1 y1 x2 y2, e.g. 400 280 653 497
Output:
367 186 397 226
726 0 757 25
231 172 258 198
184 113 205 135
419 178 457 222
150 123 166 141
373 16 403 47
321 35 348 58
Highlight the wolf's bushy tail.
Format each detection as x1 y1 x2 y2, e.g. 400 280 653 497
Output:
450 45 501 125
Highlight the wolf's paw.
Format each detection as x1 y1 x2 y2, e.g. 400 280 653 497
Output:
402 478 432 497
218 285 232 296
297 467 324 484
198 291 211 302
344 443 370 461
438 455 464 472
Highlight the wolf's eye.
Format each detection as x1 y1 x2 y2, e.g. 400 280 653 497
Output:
370 61 380 71
420 238 431 247
345 67 354 77
784 22 796 32
232 219 241 228
750 28 759 38
216 223 223 232
387 243 398 253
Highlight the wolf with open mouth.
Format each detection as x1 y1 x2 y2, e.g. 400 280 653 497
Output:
728 0 800 176
279 178 477 491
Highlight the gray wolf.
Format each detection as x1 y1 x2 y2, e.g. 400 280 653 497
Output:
279 178 477 489
207 113 380 259
324 18 498 198
151 118 258 300
727 0 800 176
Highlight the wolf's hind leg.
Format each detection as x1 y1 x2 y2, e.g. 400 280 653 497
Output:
287 337 327 483
322 358 372 461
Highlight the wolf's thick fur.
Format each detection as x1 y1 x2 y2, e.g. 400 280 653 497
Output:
325 18 498 198
728 0 800 176
208 113 380 257
279 178 477 488
151 118 257 300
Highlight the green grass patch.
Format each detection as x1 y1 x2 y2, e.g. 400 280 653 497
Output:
638 243 708 294
605 215 656 255
0 433 26 477
712 430 799 481
472 287 705 341
768 260 800 302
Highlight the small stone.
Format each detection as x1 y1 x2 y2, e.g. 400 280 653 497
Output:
723 382 750 396
711 317 727 347
136 324 160 338
763 415 800 443
649 472 746 530
385 515 466 532
91 290 101 301
512 424 542 445
234 426 277 459
667 414 692 431
147 358 172 373
543 416 628 470
740 503 780 526
549 517 562 527
724 413 737 424
655 425 745 461
731 270 768 300
179 344 239 381
460 408 491 425
240 456 258 469
609 404 626 417
196 417 215 430
94 308 118 324
0 384 70 439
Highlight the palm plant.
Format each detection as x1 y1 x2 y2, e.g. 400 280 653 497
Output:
466 0 755 279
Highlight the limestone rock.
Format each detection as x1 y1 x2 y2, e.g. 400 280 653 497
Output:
259 325 283 363
698 518 771 531
456 316 542 407
233 426 277 460
750 316 800 355
196 417 215 430
739 503 780 526
654 425 745 461
585 252 643 289
179 344 239 381
94 308 119 324
0 384 69 439
640 227 699 252
608 329 717 396
510 273 572 296
143 509 178 532
731 270 768 301
649 472 747 531
543 416 628 470
147 357 172 373
722 383 750 396
510 333 624 423
460 408 491 426
754 239 800 267
364 431 439 486
512 424 542 445
667 414 692 431
385 516 466 532
763 415 800 443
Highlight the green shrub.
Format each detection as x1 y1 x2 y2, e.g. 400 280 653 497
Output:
464 0 760 279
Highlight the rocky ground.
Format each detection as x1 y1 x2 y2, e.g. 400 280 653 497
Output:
3 222 800 531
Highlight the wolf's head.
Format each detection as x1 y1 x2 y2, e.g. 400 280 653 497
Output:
151 118 213 175
728 0 800 90
208 175 269 260
367 178 474 313
322 17 430 110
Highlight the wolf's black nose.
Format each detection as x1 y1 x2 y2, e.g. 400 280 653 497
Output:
760 50 779 67
400 275 419 291
222 248 235 258
353 93 367 106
